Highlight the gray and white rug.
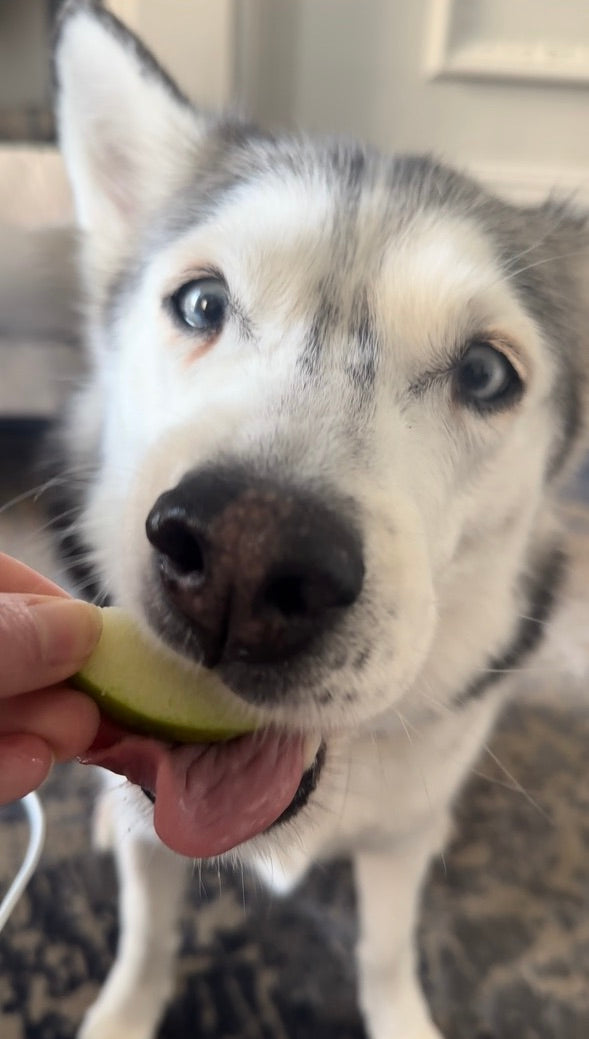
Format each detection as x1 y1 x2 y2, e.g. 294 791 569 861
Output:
2 691 589 1039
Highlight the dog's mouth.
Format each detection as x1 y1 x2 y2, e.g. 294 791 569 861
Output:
81 724 324 858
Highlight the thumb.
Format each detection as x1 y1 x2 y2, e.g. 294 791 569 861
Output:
0 595 103 698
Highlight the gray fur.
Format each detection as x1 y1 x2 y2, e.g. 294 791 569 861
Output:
94 136 589 478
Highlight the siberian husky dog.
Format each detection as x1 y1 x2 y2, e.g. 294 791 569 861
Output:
52 3 589 1038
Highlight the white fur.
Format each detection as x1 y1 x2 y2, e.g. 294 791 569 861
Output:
53 7 584 1039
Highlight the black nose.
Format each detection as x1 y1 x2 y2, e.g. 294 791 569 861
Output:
145 468 364 667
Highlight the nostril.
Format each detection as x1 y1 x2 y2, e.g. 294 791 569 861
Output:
262 558 361 619
147 515 206 579
264 573 309 617
146 472 364 667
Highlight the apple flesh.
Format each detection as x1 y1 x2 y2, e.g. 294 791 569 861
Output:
72 607 257 742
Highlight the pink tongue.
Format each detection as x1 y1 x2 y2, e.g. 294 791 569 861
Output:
83 729 305 858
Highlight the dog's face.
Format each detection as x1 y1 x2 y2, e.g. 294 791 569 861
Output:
54 6 587 854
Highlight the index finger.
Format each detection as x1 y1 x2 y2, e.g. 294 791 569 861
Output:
0 553 69 598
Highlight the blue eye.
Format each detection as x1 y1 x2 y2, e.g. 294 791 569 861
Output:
455 341 522 411
171 277 229 333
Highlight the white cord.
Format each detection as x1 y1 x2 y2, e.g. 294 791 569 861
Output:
0 792 46 933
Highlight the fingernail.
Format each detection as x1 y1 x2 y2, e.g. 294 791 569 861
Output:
30 599 103 668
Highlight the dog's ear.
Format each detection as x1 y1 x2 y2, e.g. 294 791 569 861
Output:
53 2 207 246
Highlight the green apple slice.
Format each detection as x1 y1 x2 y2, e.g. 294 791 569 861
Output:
72 606 257 743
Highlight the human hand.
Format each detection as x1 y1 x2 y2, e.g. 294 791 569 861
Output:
0 553 103 805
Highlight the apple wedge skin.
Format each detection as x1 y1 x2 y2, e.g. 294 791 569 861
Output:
72 671 253 743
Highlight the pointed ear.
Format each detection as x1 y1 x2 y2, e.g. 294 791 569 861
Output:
53 2 207 243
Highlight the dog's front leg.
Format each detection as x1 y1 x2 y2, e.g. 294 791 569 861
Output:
80 815 187 1039
354 821 446 1039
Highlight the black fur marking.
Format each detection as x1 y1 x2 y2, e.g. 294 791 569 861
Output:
502 254 584 477
346 286 378 391
345 147 368 191
316 688 334 705
547 372 583 478
271 741 326 829
457 544 567 705
215 119 274 150
300 284 341 377
353 648 371 671
327 142 367 191
55 522 107 605
387 154 486 227
41 429 107 604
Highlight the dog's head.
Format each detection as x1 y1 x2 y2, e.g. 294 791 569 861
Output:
53 3 589 856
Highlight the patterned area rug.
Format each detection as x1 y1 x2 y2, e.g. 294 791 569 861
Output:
2 694 589 1039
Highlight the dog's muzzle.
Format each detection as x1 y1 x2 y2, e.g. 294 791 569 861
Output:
145 465 364 670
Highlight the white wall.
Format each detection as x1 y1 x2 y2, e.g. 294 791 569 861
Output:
235 0 589 204
108 0 235 109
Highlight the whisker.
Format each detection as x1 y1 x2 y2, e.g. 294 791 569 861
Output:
415 683 455 717
498 228 556 273
395 709 415 746
482 743 551 824
15 507 82 545
503 245 589 284
0 477 66 516
515 612 550 625
0 456 139 521
395 708 433 812
471 767 534 795
239 860 247 913
369 729 388 782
